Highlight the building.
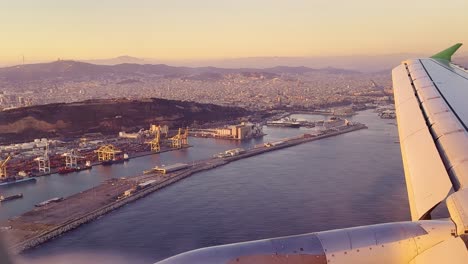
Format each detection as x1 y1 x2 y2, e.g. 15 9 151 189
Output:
214 122 263 140
154 163 190 174
118 131 141 139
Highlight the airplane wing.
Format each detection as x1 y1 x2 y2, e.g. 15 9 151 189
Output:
392 43 468 220
154 44 468 264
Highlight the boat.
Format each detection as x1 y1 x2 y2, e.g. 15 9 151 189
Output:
266 118 301 128
58 167 78 174
0 177 37 187
0 193 23 202
101 160 113 166
103 155 129 166
35 197 63 207
58 162 93 174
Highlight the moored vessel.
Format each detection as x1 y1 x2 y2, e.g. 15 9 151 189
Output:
0 193 23 202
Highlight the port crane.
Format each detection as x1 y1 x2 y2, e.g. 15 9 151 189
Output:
181 127 189 145
170 128 182 148
150 124 169 138
169 127 189 149
147 125 161 152
160 125 169 138
94 144 122 161
62 149 83 168
35 142 50 173
0 156 11 179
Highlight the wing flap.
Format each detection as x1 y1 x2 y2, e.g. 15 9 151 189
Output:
393 63 453 220
409 237 468 264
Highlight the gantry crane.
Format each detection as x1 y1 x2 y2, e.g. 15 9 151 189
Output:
160 125 169 138
150 124 169 138
147 125 161 152
170 128 183 148
170 127 189 148
181 127 189 145
94 144 122 161
35 142 50 173
62 149 83 168
0 156 11 179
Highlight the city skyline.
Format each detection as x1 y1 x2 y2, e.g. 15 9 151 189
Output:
1 0 467 64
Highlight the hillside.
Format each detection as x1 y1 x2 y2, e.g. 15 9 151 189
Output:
0 98 250 143
0 60 359 82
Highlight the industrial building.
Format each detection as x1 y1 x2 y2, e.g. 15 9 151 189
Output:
323 117 349 129
118 131 141 139
214 148 246 158
138 179 157 189
214 122 263 140
153 163 190 174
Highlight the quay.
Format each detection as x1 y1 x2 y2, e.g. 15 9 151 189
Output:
1 123 367 254
30 145 192 178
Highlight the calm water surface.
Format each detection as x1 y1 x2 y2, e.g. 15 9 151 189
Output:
10 110 407 263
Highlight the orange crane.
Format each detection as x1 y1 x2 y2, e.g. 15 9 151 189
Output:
181 127 189 145
170 128 183 148
147 125 161 152
94 144 122 161
0 156 11 179
160 125 169 138
170 127 189 148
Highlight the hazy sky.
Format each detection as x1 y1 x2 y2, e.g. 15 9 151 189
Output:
1 0 467 63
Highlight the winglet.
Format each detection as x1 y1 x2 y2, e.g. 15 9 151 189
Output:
431 43 463 61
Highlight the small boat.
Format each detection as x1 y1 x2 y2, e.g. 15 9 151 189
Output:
58 167 78 174
35 197 63 207
0 193 23 202
0 177 37 187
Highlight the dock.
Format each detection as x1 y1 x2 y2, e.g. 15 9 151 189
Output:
1 123 366 254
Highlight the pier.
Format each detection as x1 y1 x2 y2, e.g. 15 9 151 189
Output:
1 123 367 254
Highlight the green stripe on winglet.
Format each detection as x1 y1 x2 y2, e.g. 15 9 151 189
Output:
431 43 463 61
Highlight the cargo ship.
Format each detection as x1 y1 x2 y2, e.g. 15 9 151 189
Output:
102 154 129 166
0 177 37 187
266 118 301 128
0 193 23 202
35 197 63 207
58 163 92 175
57 167 91 174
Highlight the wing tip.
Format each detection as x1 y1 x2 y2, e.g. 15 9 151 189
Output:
430 43 463 62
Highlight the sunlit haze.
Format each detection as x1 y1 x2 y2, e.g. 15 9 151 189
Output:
1 0 467 64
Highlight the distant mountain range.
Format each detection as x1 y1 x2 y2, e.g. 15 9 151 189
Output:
0 60 361 82
1 52 466 74
83 55 148 65
0 53 466 82
80 53 468 72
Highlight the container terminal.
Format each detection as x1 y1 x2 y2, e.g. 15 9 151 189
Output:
0 125 191 187
0 122 366 254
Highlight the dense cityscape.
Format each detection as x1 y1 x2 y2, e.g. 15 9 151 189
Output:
0 61 392 111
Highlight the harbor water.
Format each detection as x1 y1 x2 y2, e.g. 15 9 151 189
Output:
3 110 407 263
